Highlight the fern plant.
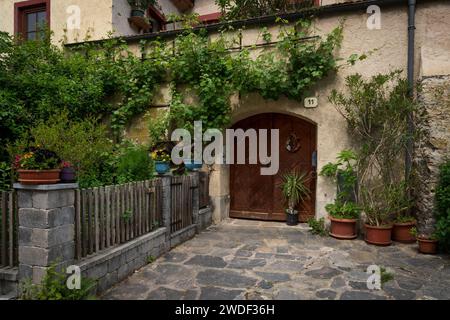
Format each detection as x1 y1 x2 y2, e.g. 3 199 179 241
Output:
280 170 310 214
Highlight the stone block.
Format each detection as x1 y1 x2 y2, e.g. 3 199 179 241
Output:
84 262 108 280
17 191 32 208
30 225 75 248
32 189 75 210
19 246 49 266
117 262 133 281
97 271 118 293
18 207 74 229
19 264 32 280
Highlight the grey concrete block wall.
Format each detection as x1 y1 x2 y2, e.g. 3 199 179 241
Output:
9 174 212 295
14 183 78 284
78 228 167 294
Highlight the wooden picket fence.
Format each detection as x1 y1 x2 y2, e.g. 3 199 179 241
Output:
170 175 194 233
199 171 210 209
75 179 163 259
0 191 18 268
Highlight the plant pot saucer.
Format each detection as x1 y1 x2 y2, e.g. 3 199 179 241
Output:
365 238 392 246
329 232 357 240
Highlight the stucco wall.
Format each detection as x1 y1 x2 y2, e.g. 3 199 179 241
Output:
191 0 220 16
123 2 450 222
0 0 114 44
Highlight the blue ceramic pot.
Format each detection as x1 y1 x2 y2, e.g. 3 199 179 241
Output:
155 161 170 174
184 159 202 171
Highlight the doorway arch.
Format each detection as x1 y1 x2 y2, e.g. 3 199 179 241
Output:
229 113 317 222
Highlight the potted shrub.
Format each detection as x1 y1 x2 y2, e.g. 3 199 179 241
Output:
151 147 171 175
361 184 394 246
393 215 416 243
280 170 310 226
128 0 155 17
410 227 438 254
60 161 77 183
389 182 415 243
15 147 61 185
320 150 360 239
326 202 360 239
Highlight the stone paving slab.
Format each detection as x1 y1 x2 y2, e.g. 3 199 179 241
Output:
102 219 450 300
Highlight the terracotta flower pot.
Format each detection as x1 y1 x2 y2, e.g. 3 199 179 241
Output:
329 216 357 239
392 221 416 243
365 224 392 246
17 169 61 185
417 238 438 254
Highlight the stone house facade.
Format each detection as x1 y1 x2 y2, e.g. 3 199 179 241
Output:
0 0 449 232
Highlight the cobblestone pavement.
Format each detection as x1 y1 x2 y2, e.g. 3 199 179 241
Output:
102 219 450 300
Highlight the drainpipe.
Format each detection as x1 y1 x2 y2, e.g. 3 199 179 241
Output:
405 0 416 184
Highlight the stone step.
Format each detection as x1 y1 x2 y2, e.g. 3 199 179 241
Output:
0 291 17 300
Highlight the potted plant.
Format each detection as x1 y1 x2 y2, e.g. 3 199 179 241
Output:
60 161 77 183
14 147 61 185
320 150 360 239
325 202 361 239
128 0 156 17
280 170 310 226
360 184 394 246
151 148 171 175
183 159 203 171
410 227 438 254
388 182 415 243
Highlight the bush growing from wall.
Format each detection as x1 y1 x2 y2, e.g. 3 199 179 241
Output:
435 160 450 251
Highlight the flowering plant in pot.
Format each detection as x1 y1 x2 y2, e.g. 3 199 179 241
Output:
151 148 171 175
14 147 61 185
280 170 310 226
60 161 77 183
320 150 360 239
410 227 438 254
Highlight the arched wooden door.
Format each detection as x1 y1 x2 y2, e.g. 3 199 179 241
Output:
230 113 317 222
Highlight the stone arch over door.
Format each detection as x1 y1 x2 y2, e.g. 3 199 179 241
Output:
229 112 317 222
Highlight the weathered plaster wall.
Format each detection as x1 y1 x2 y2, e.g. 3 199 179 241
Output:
0 0 114 44
191 0 220 16
414 1 450 235
124 2 450 223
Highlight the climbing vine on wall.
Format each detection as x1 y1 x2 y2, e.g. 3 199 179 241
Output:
1 18 350 159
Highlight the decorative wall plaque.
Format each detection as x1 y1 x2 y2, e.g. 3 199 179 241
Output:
286 133 300 152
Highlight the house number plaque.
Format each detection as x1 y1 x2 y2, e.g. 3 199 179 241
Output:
304 97 318 108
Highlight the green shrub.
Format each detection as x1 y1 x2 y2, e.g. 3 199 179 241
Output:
307 217 327 236
435 160 450 251
115 141 153 184
11 111 115 188
19 264 96 300
0 162 11 191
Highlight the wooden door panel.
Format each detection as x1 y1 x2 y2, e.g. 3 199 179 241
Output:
230 113 316 222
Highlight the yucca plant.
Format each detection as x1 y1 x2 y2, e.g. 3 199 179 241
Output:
281 170 311 214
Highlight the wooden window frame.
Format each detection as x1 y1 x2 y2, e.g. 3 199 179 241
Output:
14 0 50 39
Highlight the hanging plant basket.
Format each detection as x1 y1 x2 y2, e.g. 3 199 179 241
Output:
18 169 61 185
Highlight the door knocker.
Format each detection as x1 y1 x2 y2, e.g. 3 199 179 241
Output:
286 133 301 153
